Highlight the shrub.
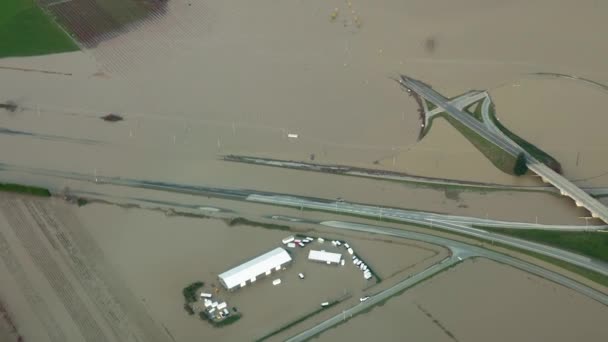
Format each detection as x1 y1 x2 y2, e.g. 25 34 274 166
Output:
514 153 528 176
182 281 204 303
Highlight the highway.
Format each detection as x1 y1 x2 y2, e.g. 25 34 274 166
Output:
427 90 487 117
2 162 607 340
248 194 608 276
1 161 606 272
400 75 608 224
285 220 608 341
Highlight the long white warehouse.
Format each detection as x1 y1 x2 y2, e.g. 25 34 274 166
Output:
308 250 342 265
218 247 292 290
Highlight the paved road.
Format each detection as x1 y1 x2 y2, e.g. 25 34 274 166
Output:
400 75 608 224
248 194 608 276
427 90 487 117
2 163 607 340
285 220 608 341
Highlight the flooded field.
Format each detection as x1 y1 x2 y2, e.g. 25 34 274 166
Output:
0 110 593 225
1 0 607 186
320 258 608 342
2 0 608 340
76 201 448 341
0 192 447 341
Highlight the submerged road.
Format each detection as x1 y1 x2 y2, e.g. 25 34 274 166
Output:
285 220 608 341
400 75 608 224
224 155 608 197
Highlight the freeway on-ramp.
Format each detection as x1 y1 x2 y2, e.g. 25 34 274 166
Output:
399 75 608 224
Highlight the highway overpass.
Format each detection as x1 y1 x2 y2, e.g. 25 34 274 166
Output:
399 75 608 224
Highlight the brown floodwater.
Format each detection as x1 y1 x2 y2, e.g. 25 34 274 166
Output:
75 202 445 341
492 78 608 187
320 258 608 342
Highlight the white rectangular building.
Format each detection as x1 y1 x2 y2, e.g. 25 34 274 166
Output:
218 247 292 290
308 250 342 265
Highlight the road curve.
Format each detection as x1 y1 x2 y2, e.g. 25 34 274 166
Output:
248 194 608 276
400 75 608 224
285 220 608 341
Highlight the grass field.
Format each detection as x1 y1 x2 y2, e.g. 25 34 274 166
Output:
484 228 608 263
0 182 51 196
437 114 517 175
488 104 563 173
0 0 78 58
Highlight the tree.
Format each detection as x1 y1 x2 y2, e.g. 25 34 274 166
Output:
514 153 528 176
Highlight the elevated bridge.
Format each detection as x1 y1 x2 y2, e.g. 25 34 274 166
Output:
400 75 608 224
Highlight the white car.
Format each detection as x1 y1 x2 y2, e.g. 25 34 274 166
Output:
359 296 370 302
298 273 305 279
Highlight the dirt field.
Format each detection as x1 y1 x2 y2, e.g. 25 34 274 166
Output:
320 258 608 342
0 193 172 342
0 193 446 341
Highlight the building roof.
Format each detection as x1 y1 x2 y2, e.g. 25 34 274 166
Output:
308 250 342 264
219 247 292 290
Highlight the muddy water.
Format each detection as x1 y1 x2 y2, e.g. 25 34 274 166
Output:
320 258 608 342
2 0 608 224
0 101 594 225
492 78 608 187
74 202 442 341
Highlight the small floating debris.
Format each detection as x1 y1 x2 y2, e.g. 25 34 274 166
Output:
101 113 124 122
0 101 18 112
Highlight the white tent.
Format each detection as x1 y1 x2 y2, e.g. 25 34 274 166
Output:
219 247 292 290
308 250 342 264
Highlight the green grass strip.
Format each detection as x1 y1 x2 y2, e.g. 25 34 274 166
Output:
0 182 51 197
487 104 562 172
0 0 78 58
437 114 517 174
482 227 608 263
255 300 342 341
